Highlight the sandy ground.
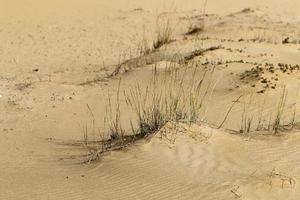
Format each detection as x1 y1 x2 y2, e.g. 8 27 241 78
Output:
1 0 300 199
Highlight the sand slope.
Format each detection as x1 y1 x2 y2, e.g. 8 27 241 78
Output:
1 0 300 199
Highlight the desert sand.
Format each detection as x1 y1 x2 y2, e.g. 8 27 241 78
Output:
1 0 300 199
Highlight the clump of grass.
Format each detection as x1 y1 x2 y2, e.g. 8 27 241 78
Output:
256 100 266 131
239 94 254 134
185 22 204 35
153 17 173 49
137 35 152 56
184 0 206 36
186 25 204 35
238 86 297 135
272 86 287 134
78 64 213 162
125 66 211 136
106 79 125 140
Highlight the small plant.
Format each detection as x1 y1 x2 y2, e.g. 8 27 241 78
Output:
256 100 266 131
106 79 125 140
289 90 299 129
78 64 214 162
272 86 287 133
153 17 173 49
238 86 297 135
125 65 212 136
185 22 204 35
137 35 152 56
240 95 254 134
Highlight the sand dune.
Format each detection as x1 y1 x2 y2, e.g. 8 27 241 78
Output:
1 0 300 199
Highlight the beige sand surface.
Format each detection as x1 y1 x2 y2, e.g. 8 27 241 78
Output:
1 0 300 199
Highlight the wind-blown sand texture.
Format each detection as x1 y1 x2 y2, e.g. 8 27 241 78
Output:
1 0 300 199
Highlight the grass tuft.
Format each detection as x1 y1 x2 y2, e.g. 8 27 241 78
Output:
153 18 173 49
79 64 213 162
185 23 204 35
125 66 211 136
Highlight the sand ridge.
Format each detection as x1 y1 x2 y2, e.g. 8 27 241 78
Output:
1 0 300 199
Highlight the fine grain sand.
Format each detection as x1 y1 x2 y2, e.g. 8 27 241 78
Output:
1 0 300 199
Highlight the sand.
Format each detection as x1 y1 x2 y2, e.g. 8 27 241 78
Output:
1 0 300 199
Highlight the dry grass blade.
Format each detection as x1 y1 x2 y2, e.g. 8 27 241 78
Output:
218 95 243 129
